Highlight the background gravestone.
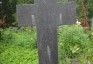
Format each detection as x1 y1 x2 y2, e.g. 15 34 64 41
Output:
16 0 76 64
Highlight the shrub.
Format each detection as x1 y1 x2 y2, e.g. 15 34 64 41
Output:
0 27 38 64
0 46 38 64
0 27 37 49
13 27 37 49
58 25 89 63
0 28 3 40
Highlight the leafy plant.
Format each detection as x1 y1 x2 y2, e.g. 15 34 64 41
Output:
1 25 93 64
0 46 38 64
58 25 89 63
0 27 38 64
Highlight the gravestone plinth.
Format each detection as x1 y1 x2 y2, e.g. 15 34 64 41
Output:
16 0 76 64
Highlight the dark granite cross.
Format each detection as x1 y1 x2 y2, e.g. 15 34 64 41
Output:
16 0 76 64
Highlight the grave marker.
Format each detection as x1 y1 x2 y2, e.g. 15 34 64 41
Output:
16 0 76 64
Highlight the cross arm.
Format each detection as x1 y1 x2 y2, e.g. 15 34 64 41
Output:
16 4 36 27
57 1 76 25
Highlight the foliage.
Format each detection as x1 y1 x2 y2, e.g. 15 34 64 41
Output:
1 25 93 64
0 27 38 64
58 25 90 63
0 27 37 49
76 0 93 20
0 0 34 27
0 0 17 26
0 28 3 40
17 0 34 4
0 47 38 64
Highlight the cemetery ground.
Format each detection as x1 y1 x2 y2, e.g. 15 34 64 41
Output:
0 25 93 64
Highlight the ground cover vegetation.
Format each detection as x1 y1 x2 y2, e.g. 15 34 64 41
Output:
0 25 93 64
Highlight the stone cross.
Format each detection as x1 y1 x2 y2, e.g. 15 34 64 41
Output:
16 0 76 64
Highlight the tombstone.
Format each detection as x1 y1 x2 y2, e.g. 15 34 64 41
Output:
16 0 76 64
